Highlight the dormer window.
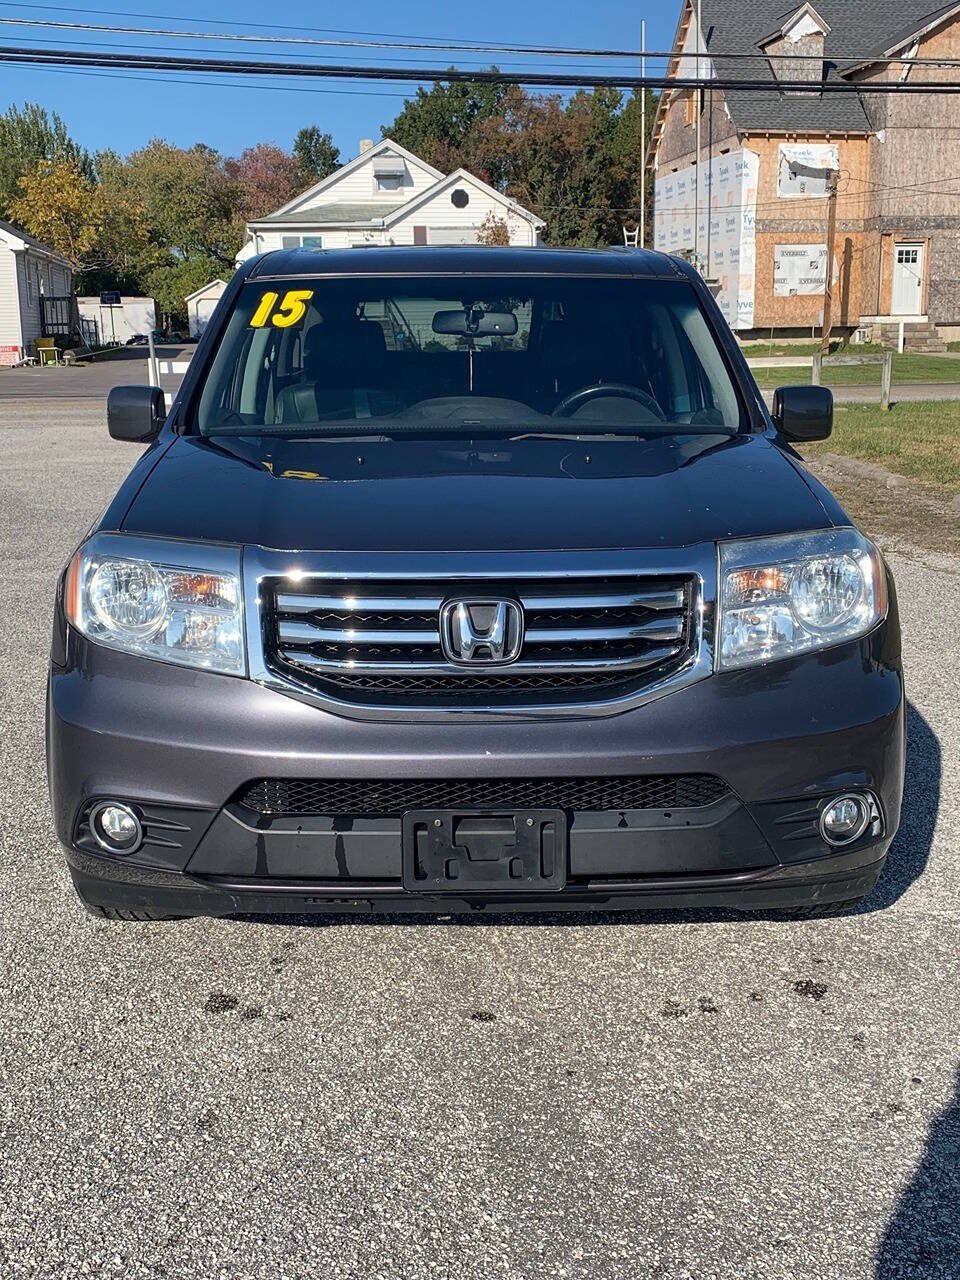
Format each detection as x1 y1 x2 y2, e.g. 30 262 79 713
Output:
373 153 406 193
761 3 830 95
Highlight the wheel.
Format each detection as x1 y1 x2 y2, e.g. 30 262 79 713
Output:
83 903 192 922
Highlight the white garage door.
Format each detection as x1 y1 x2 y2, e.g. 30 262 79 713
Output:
427 228 480 245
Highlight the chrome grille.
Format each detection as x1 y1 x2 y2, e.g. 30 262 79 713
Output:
263 573 697 709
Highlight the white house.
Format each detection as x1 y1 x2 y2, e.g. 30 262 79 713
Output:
185 279 228 338
236 138 544 263
0 220 73 364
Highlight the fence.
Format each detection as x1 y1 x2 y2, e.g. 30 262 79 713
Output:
811 351 894 412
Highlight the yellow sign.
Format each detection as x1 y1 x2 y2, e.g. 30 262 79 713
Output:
249 289 314 328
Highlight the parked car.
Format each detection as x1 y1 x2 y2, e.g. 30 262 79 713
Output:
48 247 904 921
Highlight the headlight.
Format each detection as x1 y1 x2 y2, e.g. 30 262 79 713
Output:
718 528 887 670
65 535 245 675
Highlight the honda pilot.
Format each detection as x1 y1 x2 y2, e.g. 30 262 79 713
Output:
47 247 904 920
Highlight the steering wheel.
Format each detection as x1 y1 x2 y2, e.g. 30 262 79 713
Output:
551 382 665 420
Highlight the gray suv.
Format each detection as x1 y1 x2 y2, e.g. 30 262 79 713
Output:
47 248 904 920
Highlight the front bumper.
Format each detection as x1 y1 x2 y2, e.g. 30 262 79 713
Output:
48 614 905 918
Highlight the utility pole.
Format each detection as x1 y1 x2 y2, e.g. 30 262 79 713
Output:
640 18 646 249
820 169 839 355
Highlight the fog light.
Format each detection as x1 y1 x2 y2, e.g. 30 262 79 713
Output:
820 793 873 847
89 802 142 854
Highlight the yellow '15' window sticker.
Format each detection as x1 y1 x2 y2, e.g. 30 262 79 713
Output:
249 289 314 328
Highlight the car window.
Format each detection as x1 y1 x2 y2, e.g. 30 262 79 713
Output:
194 275 743 436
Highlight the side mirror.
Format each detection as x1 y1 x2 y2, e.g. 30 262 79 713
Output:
772 384 833 442
107 385 166 442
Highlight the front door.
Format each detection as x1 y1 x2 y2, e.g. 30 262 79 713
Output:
891 243 925 315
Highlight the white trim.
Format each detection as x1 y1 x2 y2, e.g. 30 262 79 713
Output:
183 278 228 303
760 2 831 46
268 138 443 218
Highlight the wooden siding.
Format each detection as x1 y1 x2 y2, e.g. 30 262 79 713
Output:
855 18 960 323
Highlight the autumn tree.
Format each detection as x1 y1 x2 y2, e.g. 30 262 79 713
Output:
382 75 507 174
476 212 510 246
226 143 301 222
118 140 242 266
292 127 340 188
0 102 93 218
470 86 655 247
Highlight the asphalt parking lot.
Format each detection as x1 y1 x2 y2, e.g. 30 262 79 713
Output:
1 399 957 1280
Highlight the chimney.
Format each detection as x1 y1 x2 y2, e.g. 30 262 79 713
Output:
359 138 374 153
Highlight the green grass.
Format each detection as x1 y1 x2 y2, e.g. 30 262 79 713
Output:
750 353 960 388
803 400 960 490
740 339 886 358
948 340 960 352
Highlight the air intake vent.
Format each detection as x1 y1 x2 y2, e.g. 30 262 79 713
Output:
235 774 730 817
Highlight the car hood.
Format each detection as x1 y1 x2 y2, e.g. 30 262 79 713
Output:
119 432 832 552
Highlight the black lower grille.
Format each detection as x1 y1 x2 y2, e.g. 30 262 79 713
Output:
235 774 730 817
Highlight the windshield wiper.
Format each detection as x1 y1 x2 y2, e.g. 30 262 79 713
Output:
508 426 736 441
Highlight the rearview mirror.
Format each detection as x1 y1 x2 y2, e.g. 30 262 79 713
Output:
772 384 833 442
432 308 518 337
107 385 166 442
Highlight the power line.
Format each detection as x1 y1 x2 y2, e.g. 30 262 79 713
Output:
6 44 960 91
21 62 415 99
3 10 960 66
12 30 639 73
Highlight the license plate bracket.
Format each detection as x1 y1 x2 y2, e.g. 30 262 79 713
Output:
401 809 567 894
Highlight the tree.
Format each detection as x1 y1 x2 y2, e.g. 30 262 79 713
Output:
10 160 108 272
10 158 157 292
476 212 510 246
0 101 93 219
292 127 340 188
382 75 507 174
470 86 654 247
611 88 658 245
147 255 223 328
118 140 242 266
226 142 301 222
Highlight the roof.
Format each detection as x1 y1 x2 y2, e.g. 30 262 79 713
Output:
245 245 686 281
380 167 546 231
251 203 406 227
679 0 960 135
0 218 72 266
184 278 228 302
268 138 443 219
245 137 544 238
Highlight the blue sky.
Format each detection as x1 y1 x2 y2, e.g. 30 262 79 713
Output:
0 0 679 161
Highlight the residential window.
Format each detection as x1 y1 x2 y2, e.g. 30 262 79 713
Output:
280 234 323 250
375 174 403 192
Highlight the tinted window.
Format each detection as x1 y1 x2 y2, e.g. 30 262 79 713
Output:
195 276 742 436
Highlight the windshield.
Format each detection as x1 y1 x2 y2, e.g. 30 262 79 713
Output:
194 275 744 437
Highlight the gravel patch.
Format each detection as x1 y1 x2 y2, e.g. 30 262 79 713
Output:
1 403 957 1279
